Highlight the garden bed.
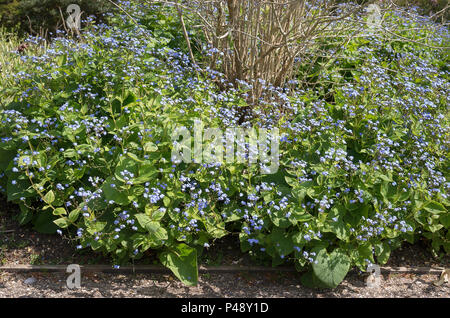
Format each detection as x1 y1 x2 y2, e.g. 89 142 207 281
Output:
1 199 448 269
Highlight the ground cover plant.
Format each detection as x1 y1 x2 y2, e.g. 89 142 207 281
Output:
0 0 448 288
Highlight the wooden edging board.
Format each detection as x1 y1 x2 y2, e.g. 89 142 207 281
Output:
0 264 445 275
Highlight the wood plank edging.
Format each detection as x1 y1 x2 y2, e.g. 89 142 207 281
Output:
0 264 445 275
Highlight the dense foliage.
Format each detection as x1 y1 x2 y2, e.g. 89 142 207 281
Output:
0 1 448 287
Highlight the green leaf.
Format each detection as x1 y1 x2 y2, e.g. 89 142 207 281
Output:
440 214 450 228
33 211 59 234
351 243 374 270
291 187 307 204
0 149 15 171
269 208 293 228
135 213 168 244
268 228 294 257
111 98 121 114
56 54 67 67
285 176 297 187
380 181 396 201
52 207 66 216
17 203 33 225
423 201 447 215
300 268 330 289
43 190 55 204
159 243 198 286
310 248 351 288
122 91 137 106
239 232 251 252
324 205 349 240
54 217 70 228
7 178 34 202
68 209 81 222
131 233 152 252
426 223 444 233
163 196 171 207
374 242 391 265
396 189 410 202
329 219 349 241
102 177 130 205
127 152 143 163
134 163 157 184
143 142 158 152
114 157 138 182
145 205 166 222
203 214 228 239
220 205 243 223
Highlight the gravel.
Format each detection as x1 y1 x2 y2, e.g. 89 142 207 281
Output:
0 270 448 298
23 277 37 285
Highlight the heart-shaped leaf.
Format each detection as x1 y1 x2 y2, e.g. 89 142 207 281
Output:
159 243 198 286
310 248 351 288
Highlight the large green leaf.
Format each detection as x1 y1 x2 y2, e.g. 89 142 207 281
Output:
325 206 349 241
423 201 447 215
17 203 33 225
374 241 391 265
351 242 374 270
440 214 450 228
101 177 130 205
0 149 15 171
145 205 166 222
300 268 330 289
309 248 351 288
33 210 59 234
122 91 137 106
134 163 157 184
6 178 34 202
203 215 228 239
53 217 70 228
159 243 198 286
269 208 294 228
268 228 294 257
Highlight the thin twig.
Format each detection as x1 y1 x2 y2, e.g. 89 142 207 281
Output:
175 0 199 74
0 230 15 234
106 0 141 26
26 15 36 35
58 6 70 34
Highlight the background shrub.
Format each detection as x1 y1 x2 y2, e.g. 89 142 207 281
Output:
0 0 115 37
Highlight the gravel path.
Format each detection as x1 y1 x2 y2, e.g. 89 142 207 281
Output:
0 270 448 298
